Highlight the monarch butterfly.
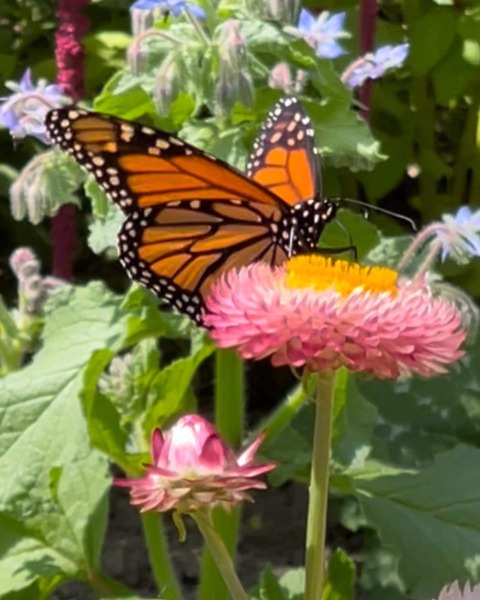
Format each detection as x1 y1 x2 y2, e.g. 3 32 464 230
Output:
45 96 339 325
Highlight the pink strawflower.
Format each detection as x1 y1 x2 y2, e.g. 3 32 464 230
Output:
115 415 275 513
204 256 467 379
435 582 480 600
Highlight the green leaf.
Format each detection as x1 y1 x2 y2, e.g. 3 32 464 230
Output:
143 337 214 433
357 325 480 468
279 568 305 600
409 7 457 75
178 120 249 169
88 196 125 254
458 7 480 42
322 549 355 600
353 445 480 597
307 102 384 172
332 371 377 470
0 283 128 596
94 73 158 120
81 348 132 469
264 404 314 486
431 40 478 105
320 209 381 261
253 565 287 600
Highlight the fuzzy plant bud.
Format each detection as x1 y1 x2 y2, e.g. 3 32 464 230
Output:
214 20 253 116
153 51 182 115
263 0 299 24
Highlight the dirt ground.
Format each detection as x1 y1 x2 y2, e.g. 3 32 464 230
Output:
53 481 311 599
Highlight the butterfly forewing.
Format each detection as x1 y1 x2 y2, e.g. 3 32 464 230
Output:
45 108 284 214
45 105 297 324
247 96 320 206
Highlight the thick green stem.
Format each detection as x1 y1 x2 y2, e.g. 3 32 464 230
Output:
304 370 336 600
141 512 182 600
199 349 244 600
193 511 248 600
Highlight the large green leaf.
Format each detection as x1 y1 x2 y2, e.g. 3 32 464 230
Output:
352 445 480 597
0 283 129 596
409 7 457 76
357 326 480 468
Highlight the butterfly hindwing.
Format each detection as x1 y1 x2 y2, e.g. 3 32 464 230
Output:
247 96 320 206
118 199 288 322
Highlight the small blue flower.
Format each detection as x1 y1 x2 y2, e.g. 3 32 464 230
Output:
438 206 480 263
130 0 205 19
0 69 69 144
294 9 348 59
342 43 409 89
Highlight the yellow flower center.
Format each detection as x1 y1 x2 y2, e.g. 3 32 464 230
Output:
286 255 398 296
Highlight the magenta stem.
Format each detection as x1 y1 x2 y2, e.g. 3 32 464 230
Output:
358 0 377 120
51 0 90 279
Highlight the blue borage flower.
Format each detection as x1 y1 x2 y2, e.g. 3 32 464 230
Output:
130 0 205 19
398 206 480 278
292 9 348 59
0 69 69 144
342 43 409 89
438 206 480 262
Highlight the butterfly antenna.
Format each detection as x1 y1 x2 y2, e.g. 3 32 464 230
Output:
330 197 417 231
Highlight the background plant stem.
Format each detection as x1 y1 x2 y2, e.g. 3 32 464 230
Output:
141 512 181 600
52 0 89 278
199 349 244 600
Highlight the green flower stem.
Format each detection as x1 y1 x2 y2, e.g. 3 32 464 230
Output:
404 1 437 222
469 103 480 206
199 349 244 600
194 511 248 600
305 370 336 600
451 93 480 203
249 383 306 443
141 512 182 600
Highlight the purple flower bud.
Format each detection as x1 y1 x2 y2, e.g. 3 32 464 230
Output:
153 52 182 115
9 247 65 315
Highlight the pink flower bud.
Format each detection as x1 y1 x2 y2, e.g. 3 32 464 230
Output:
115 414 275 513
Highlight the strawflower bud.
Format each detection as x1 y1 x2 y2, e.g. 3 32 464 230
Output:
115 414 275 513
